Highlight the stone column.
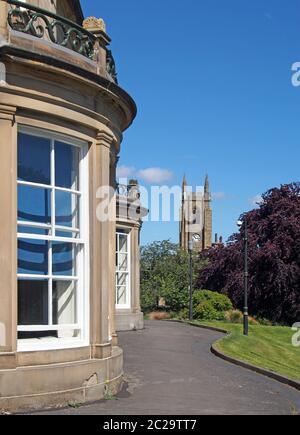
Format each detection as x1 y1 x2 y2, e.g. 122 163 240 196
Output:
0 104 17 369
90 131 115 359
108 147 118 346
0 0 8 41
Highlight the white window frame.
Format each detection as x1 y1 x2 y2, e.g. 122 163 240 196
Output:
17 126 90 352
116 229 131 310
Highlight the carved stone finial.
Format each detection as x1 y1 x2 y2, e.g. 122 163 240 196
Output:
83 17 106 33
128 180 141 201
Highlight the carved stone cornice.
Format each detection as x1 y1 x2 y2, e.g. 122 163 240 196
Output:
96 130 115 149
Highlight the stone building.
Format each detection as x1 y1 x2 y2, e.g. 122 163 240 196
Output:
180 175 213 252
116 180 148 332
0 0 142 411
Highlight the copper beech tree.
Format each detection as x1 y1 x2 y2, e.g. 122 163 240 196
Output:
198 183 300 325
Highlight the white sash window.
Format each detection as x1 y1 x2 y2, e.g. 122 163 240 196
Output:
17 126 89 351
116 230 131 309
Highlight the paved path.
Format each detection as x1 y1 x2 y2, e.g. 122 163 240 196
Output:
38 321 300 415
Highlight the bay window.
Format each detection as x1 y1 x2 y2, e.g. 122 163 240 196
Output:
17 127 89 349
116 230 131 309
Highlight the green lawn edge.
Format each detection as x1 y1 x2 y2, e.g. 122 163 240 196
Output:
192 321 300 382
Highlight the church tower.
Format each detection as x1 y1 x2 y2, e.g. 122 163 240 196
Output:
180 175 213 252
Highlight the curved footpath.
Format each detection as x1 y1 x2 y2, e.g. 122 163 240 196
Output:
33 321 300 415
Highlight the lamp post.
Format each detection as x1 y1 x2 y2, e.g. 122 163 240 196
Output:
237 219 249 336
188 240 193 321
188 234 201 321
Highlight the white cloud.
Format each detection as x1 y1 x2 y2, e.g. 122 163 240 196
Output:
116 165 135 178
137 168 173 184
212 192 227 201
250 194 263 206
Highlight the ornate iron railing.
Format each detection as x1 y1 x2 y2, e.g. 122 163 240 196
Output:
106 49 118 84
5 0 119 83
6 0 96 59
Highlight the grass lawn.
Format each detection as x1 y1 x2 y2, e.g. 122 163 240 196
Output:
193 321 300 382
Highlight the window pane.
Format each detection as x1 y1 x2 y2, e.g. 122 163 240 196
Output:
55 230 79 239
18 184 51 225
55 191 79 229
52 242 76 276
52 281 77 325
116 286 127 305
118 253 128 271
18 239 48 275
55 141 79 190
119 234 128 253
18 225 50 236
117 272 127 286
18 280 48 325
18 133 51 185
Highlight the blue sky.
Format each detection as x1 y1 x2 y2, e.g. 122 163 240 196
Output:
82 0 300 245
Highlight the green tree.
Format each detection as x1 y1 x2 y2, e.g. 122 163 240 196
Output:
198 183 300 324
141 240 204 312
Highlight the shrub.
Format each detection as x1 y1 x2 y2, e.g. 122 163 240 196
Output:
256 317 273 326
193 290 233 321
193 290 233 311
193 290 233 312
249 316 260 326
194 301 226 321
178 308 189 320
225 310 265 325
149 311 171 321
225 309 243 324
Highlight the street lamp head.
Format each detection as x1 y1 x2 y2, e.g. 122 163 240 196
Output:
188 240 194 252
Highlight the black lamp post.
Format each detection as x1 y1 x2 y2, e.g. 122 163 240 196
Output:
188 240 193 321
237 219 249 336
188 234 201 321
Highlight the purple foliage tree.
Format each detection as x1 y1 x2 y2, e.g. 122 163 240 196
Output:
198 183 300 325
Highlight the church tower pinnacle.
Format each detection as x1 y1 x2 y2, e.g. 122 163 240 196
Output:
204 174 209 195
182 174 187 191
